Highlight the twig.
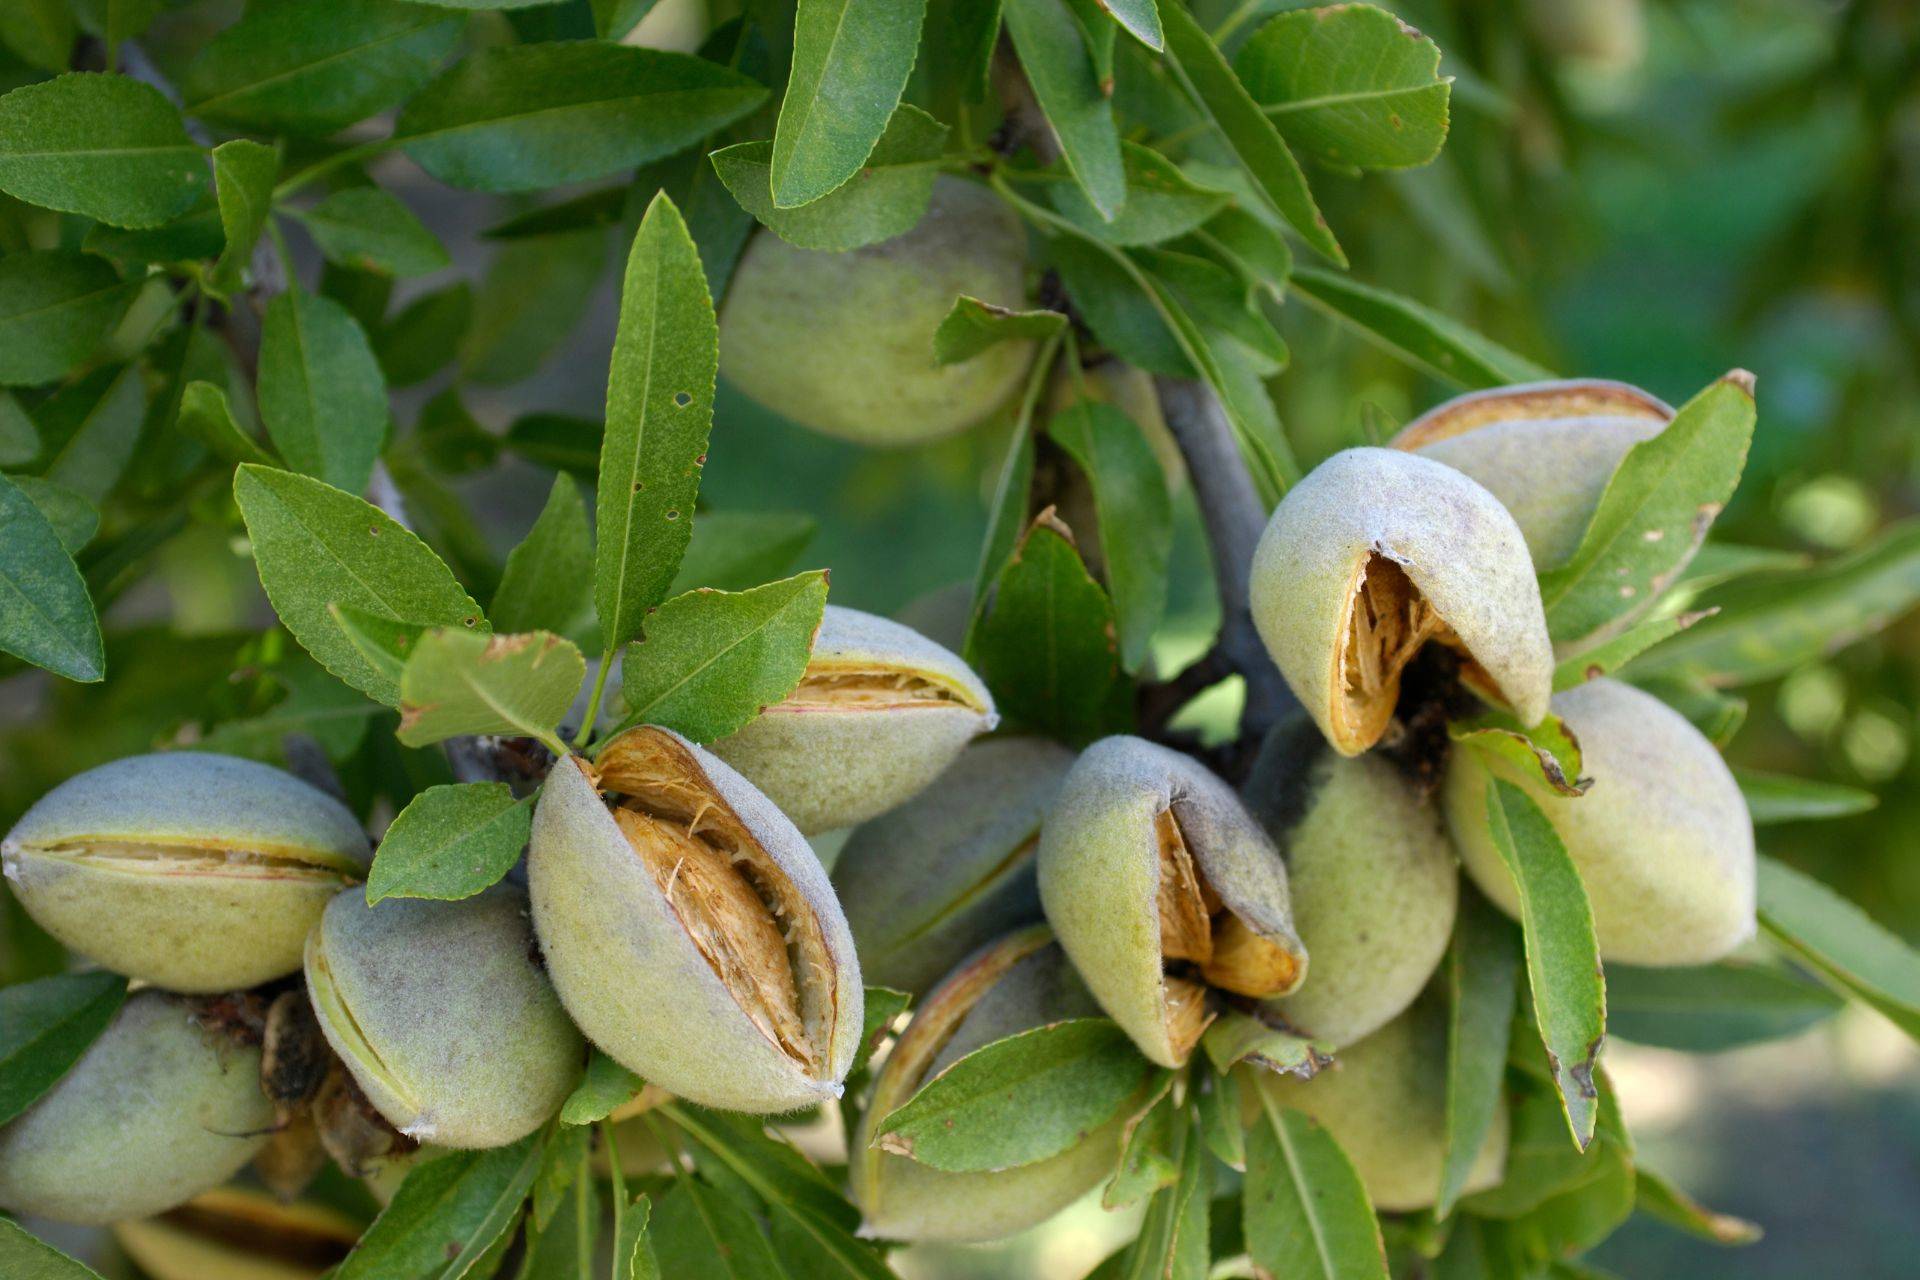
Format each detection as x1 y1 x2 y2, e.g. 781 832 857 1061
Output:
990 38 1063 163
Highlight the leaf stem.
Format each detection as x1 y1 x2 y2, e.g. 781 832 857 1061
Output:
273 137 397 201
574 650 615 751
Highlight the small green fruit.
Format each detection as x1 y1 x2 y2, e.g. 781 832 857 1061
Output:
1038 736 1306 1068
529 726 863 1112
719 177 1033 445
1249 447 1554 756
851 927 1125 1242
304 883 584 1149
0 990 275 1225
832 736 1073 995
2 752 370 992
1444 677 1756 965
709 605 997 834
110 1186 360 1280
1244 714 1458 1048
1252 997 1508 1212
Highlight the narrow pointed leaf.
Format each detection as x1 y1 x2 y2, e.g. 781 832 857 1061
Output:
295 187 451 279
560 1050 644 1125
209 139 278 296
1438 891 1520 1218
1735 767 1877 826
1605 959 1840 1051
491 474 594 636
0 1220 107 1280
0 473 103 682
0 251 135 387
1756 856 1920 1039
334 1136 544 1280
934 296 1068 365
717 104 948 251
177 379 275 466
258 291 389 494
1003 0 1126 220
1289 266 1550 387
0 971 127 1125
1245 1094 1388 1280
771 0 928 208
651 1179 784 1280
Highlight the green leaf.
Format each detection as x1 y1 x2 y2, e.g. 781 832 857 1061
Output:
378 282 472 388
595 194 718 652
1551 608 1715 691
506 412 603 477
460 229 606 386
933 295 1068 366
482 185 631 241
1735 767 1877 826
1158 1 1340 265
0 74 206 229
1003 0 1126 220
0 251 134 387
1667 540 1809 598
1451 710 1589 797
330 603 426 696
1245 1093 1388 1280
592 0 661 39
560 1050 644 1125
294 187 451 278
522 1155 601 1278
0 472 103 682
1200 1011 1328 1078
652 1178 784 1280
1439 891 1520 1218
233 464 485 706
1117 1120 1211 1280
0 970 126 1125
1539 375 1755 643
366 782 532 905
0 1219 106 1280
715 104 949 252
615 1192 658 1280
7 476 97 555
1045 399 1171 671
396 627 585 749
33 363 146 505
1483 780 1606 1149
972 511 1130 746
195 653 382 766
183 0 463 137
1236 5 1451 172
873 1018 1153 1172
1626 519 1920 688
618 571 827 743
177 379 275 466
0 0 74 72
1104 1084 1180 1209
0 390 38 465
1756 855 1920 1039
334 1136 544 1280
669 511 818 595
1633 1164 1762 1246
966 419 1038 648
1289 266 1551 387
1102 0 1160 49
396 43 766 193
772 0 928 209
258 291 389 495
1605 959 1841 1052
1049 142 1230 246
209 139 278 297
1633 675 1747 747
490 474 594 637
1199 205 1293 297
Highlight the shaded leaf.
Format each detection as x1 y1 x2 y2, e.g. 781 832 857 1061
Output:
491 474 594 637
33 363 145 503
7 476 98 555
209 139 278 297
1105 1084 1180 1209
1633 1164 1762 1246
0 251 134 387
651 1178 784 1280
560 1050 644 1125
366 783 532 905
1439 890 1520 1218
378 282 473 388
0 472 103 682
460 230 606 386
1200 1011 1329 1078
295 187 451 278
1605 959 1841 1052
177 379 274 466
1735 767 1877 826
1552 608 1715 691
0 971 126 1126
0 1219 106 1280
933 296 1068 366
333 1136 544 1280
1116 1120 1210 1280
1049 141 1229 246
771 0 927 209
0 74 206 228
1756 855 1920 1039
1289 266 1550 387
522 1152 601 1277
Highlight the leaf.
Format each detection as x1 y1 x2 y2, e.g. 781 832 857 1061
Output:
506 413 604 477
669 511 818 594
614 1192 658 1280
560 1050 645 1125
0 1219 107 1280
1003 0 1127 220
33 363 145 504
483 186 631 241
1538 374 1755 643
1289 266 1551 387
295 187 452 279
396 44 766 193
1103 0 1161 49
257 291 390 495
772 0 928 209
0 74 207 229
1551 608 1715 691
0 971 126 1126
195 654 382 766
460 230 606 386
484 476 594 642
0 472 103 682
1756 856 1920 1039
233 464 485 706
1625 519 1920 688
873 1018 1153 1172
1158 1 1341 265
1605 960 1841 1052
0 390 38 465
715 104 948 252
7 476 97 555
1199 205 1293 297
1245 1095 1389 1280
377 283 472 388
522 1155 602 1278
651 1178 785 1280
1105 1084 1180 1209
209 139 278 297
366 783 532 905
1633 1164 1763 1246
396 628 585 749
183 0 464 137
330 603 427 695
664 1102 871 1245
1451 711 1589 797
333 1136 544 1280
1049 141 1230 246
933 296 1068 365
177 379 275 466
965 420 1038 642
618 571 827 742
1235 5 1451 172
1200 1011 1329 1078
1045 399 1172 671
1668 540 1810 597
971 511 1130 747
595 194 718 652
1735 767 1876 826
1483 780 1606 1150
1118 1120 1211 1280
0 0 74 72
0 251 135 387
1439 891 1521 1218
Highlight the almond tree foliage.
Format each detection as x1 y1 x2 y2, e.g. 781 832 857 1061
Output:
0 3 1915 1279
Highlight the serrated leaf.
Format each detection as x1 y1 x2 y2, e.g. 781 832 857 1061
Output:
258 290 390 495
1104 1083 1179 1209
1451 711 1589 797
0 1219 106 1280
209 139 278 297
7 476 97 555
873 1018 1152 1172
1756 856 1920 1040
933 295 1068 365
669 510 818 594
0 73 207 229
396 627 585 749
396 44 765 193
460 229 606 387
595 194 718 652
1289 266 1551 387
1049 142 1230 246
615 1192 658 1280
560 1050 644 1125
1483 780 1606 1149
664 1101 865 1235
295 187 451 278
1245 1093 1388 1280
771 0 927 209
0 472 103 682
1551 608 1715 690
333 1136 544 1280
366 782 532 904
506 413 603 477
715 104 948 252
1117 1120 1210 1280
652 1179 783 1280
491 474 594 637
1605 959 1840 1052
1439 890 1520 1218
1004 0 1126 220
0 251 135 387
234 464 485 706
0 971 126 1125
617 570 827 743
177 380 274 466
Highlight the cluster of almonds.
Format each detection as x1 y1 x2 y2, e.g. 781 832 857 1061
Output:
0 380 1756 1252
